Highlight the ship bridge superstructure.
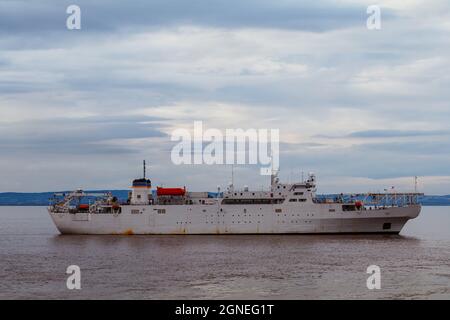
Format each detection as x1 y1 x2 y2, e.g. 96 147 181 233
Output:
222 172 317 205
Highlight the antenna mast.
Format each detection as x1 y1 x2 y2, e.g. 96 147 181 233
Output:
231 164 234 191
143 160 146 179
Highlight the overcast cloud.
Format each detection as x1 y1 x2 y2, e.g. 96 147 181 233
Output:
1 0 450 194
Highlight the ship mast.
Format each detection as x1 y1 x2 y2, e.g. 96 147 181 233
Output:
270 153 279 191
228 164 235 192
232 164 234 189
143 160 146 179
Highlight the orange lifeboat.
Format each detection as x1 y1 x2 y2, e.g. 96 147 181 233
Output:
156 187 186 196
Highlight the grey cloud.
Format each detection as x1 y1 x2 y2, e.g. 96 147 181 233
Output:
355 140 450 155
316 130 450 139
279 142 450 180
0 0 377 38
1 1 449 192
348 130 450 138
0 81 40 94
0 115 168 155
1 141 139 155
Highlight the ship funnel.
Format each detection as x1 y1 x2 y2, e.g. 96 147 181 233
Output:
130 161 151 205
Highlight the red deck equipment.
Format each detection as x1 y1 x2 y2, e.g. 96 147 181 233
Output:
355 201 363 208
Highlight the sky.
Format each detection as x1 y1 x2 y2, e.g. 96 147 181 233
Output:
0 0 450 194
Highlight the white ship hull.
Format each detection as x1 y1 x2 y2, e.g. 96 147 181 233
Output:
48 169 422 235
48 203 421 235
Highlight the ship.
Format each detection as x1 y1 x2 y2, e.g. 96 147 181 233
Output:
48 162 422 235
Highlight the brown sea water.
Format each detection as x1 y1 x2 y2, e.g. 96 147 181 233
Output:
0 206 449 299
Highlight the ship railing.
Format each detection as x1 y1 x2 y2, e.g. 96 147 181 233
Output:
314 192 424 207
365 192 424 207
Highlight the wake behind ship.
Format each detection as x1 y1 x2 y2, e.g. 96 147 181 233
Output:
48 165 422 235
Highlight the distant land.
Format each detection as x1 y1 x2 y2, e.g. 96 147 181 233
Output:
0 191 450 206
0 190 129 206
